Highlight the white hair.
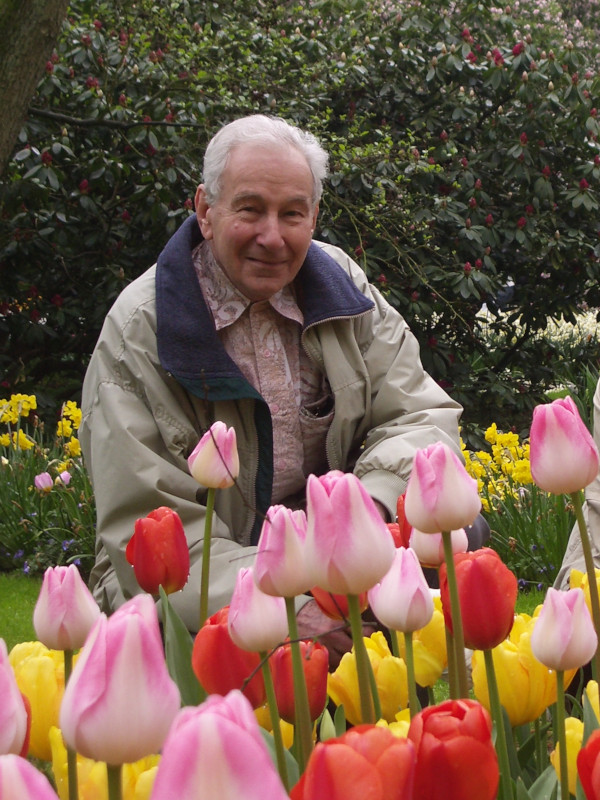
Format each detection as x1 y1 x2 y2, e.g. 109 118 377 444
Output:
202 115 329 206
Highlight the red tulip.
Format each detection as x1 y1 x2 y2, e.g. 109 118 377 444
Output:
191 606 265 709
439 548 517 650
126 506 190 595
290 724 416 800
269 639 328 724
408 698 499 800
577 728 600 800
387 494 413 549
310 586 368 620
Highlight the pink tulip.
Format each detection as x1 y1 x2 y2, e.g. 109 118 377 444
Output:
188 421 240 489
33 565 101 651
58 470 71 485
304 470 395 595
404 442 481 533
368 547 434 633
530 587 598 671
0 641 29 756
409 527 469 567
149 690 290 800
34 472 53 492
0 755 60 800
228 567 288 653
529 396 599 494
60 595 180 764
254 505 314 597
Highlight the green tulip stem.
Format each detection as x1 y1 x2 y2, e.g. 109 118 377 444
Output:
556 669 570 800
346 592 375 724
571 490 600 683
106 763 123 800
63 649 78 800
259 651 289 791
444 614 459 699
441 530 470 698
285 597 313 773
402 631 420 719
534 717 545 775
483 648 513 800
199 486 215 630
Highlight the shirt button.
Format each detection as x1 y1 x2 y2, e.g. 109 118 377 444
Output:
263 348 272 357
271 403 279 414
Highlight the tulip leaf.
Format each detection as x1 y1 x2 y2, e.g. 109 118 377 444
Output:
515 777 534 799
582 691 600 741
318 708 337 742
159 587 204 706
334 703 347 737
259 729 299 788
527 765 558 800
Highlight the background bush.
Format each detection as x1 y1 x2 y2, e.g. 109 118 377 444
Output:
0 0 599 440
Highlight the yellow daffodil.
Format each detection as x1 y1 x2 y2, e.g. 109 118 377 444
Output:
472 612 577 727
56 419 73 438
394 595 447 687
9 641 69 761
12 429 35 450
50 726 159 800
550 716 583 797
61 401 82 430
328 631 407 725
64 436 82 457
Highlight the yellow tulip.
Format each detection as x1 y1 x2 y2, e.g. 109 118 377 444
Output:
394 596 447 687
377 708 411 738
9 641 66 761
50 726 159 800
254 703 295 750
585 679 600 722
472 613 577 727
328 631 407 725
550 717 584 797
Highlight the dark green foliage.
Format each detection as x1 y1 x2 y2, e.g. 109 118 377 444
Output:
1 0 599 430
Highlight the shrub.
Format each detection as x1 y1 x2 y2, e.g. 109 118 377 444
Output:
0 0 599 428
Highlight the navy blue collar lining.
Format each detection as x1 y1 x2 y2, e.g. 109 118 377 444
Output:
156 215 374 387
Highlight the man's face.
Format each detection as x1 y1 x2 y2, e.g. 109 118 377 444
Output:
195 143 319 302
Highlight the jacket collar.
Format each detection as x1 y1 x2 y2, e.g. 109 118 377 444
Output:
156 215 373 391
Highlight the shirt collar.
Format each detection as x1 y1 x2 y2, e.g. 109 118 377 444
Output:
193 240 304 330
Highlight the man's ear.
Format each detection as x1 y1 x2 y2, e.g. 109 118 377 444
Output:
195 184 213 239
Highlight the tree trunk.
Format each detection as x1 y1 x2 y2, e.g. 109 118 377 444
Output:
0 0 70 176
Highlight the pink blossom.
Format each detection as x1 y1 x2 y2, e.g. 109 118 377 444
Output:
254 505 313 597
188 421 240 489
368 547 434 633
531 588 598 671
33 565 100 651
228 567 288 653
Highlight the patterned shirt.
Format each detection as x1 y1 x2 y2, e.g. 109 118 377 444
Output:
193 241 333 504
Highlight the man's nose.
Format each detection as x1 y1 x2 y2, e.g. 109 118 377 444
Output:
255 214 285 248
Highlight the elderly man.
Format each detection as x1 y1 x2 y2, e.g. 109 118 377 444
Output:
80 114 467 662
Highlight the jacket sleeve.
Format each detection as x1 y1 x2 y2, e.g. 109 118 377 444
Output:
80 280 257 632
315 244 464 520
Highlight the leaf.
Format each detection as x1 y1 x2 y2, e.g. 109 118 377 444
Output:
527 765 558 800
159 586 204 706
259 729 300 788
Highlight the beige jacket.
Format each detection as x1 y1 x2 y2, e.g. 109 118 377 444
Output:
81 217 463 631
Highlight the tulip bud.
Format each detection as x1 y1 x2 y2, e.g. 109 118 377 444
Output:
254 505 314 597
150 691 289 800
440 548 517 650
60 595 180 764
304 470 395 595
529 396 599 494
368 547 434 633
0 755 61 800
0 641 29 757
408 700 499 800
188 421 240 489
126 506 190 595
291 725 416 800
270 639 328 723
409 527 468 567
192 606 266 708
404 442 481 533
34 472 53 493
33 565 101 651
530 587 597 671
228 567 288 653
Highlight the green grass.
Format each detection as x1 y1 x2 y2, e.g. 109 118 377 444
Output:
0 572 42 651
